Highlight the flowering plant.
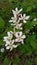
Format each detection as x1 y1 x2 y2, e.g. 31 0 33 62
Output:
3 7 30 51
0 0 37 64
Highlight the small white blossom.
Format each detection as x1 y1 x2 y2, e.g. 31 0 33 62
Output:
1 48 4 52
9 20 13 23
34 25 36 26
15 31 26 44
33 18 37 21
15 23 22 30
5 40 18 51
9 16 22 30
12 7 22 17
4 31 13 41
9 8 22 23
11 19 22 30
3 31 18 51
32 32 34 34
7 31 13 39
9 16 17 23
19 14 30 23
11 23 22 30
4 36 8 41
9 13 22 30
11 18 19 25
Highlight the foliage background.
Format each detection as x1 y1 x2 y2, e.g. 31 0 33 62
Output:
0 0 37 65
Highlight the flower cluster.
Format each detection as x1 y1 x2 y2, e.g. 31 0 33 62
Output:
3 8 30 51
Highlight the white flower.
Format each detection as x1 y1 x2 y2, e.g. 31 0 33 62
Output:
1 48 4 52
15 23 22 30
7 31 13 40
19 14 30 23
9 16 17 23
5 40 18 51
9 20 13 23
4 36 8 41
9 16 22 30
33 18 37 21
11 18 19 25
11 18 22 30
15 31 26 44
9 8 22 24
12 7 22 17
12 23 22 30
4 31 13 41
9 9 22 30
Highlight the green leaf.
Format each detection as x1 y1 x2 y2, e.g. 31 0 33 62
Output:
3 57 9 65
25 21 37 32
0 17 5 28
12 56 19 65
0 40 4 45
19 34 37 55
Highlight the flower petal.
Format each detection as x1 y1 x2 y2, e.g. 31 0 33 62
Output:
19 32 22 36
15 7 18 12
6 46 10 49
13 45 18 48
11 17 14 19
4 37 8 41
21 40 24 44
12 40 14 44
18 8 23 14
9 20 13 22
12 10 16 17
18 23 22 27
22 35 26 39
5 41 10 46
25 16 30 20
15 39 18 42
23 20 27 23
23 14 26 17
10 47 13 51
